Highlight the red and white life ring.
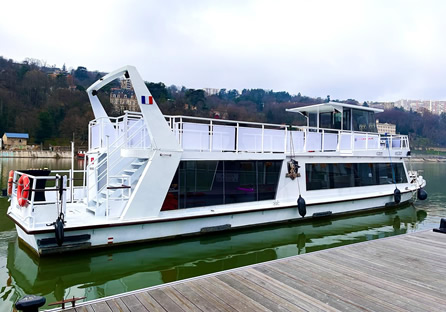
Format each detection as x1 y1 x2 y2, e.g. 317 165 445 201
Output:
17 174 30 207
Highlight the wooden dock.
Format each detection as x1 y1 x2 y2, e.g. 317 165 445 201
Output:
52 230 446 312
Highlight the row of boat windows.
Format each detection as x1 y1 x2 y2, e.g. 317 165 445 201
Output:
161 160 282 211
306 162 407 191
161 160 408 210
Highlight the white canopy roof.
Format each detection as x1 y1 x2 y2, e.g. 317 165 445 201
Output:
286 102 383 114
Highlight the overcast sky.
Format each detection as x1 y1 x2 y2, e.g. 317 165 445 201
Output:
1 0 446 102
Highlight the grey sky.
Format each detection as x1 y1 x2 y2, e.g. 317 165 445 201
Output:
1 0 445 102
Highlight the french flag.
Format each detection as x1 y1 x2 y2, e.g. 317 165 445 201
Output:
141 95 153 105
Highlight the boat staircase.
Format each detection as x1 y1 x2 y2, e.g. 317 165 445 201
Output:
86 117 151 218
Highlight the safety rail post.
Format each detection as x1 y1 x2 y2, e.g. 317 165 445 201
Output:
71 141 74 203
321 129 325 152
336 130 340 152
29 177 37 209
88 121 92 150
124 112 129 148
106 135 110 218
83 154 87 197
351 131 354 152
284 126 288 154
209 120 213 152
236 122 239 153
365 133 369 150
54 175 59 219
62 176 67 216
180 117 183 149
261 125 264 153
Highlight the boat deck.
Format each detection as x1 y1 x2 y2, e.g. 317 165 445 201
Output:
48 229 446 312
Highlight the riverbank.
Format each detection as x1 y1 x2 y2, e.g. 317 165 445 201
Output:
0 150 71 158
410 155 446 162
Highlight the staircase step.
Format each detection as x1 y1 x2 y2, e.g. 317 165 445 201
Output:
124 169 137 174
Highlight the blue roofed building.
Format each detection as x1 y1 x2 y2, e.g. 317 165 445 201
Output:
1 133 29 149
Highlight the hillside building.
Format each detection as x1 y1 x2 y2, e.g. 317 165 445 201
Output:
394 99 446 115
110 79 140 113
376 120 396 135
1 133 29 149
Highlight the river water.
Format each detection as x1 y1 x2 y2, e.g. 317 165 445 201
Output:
0 159 444 310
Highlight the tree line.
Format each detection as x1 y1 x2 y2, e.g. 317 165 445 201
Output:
0 56 445 148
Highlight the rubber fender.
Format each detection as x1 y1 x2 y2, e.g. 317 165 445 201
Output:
55 218 64 246
297 195 306 217
394 188 401 204
417 188 427 201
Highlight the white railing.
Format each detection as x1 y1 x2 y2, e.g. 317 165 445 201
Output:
86 116 148 212
10 171 67 227
88 111 149 151
165 115 410 154
88 111 409 156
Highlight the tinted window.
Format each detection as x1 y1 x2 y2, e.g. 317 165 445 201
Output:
162 160 283 210
306 162 407 191
352 109 377 132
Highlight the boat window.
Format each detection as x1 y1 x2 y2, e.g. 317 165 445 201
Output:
162 160 283 210
352 109 377 132
258 160 282 200
343 109 351 131
225 161 257 204
319 112 342 130
308 113 317 128
179 161 223 209
306 162 407 191
354 163 375 186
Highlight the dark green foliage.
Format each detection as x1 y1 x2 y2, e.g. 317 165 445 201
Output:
145 82 168 103
185 89 206 107
36 111 53 143
0 57 94 146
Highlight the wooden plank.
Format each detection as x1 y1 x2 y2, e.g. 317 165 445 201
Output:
173 283 223 312
180 280 239 312
256 261 399 312
120 294 149 312
89 301 113 312
323 245 446 290
409 230 446 244
191 276 271 312
217 274 289 312
242 267 341 312
294 256 435 312
219 272 304 312
312 246 446 306
158 287 201 312
68 306 93 312
149 288 185 312
134 292 167 312
106 298 131 312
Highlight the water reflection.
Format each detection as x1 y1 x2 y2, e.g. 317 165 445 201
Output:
4 203 425 309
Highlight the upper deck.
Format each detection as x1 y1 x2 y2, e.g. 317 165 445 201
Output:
88 108 409 158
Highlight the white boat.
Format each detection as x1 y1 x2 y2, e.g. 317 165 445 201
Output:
6 66 427 256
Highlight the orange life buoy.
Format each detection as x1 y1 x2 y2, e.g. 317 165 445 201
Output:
17 174 30 207
7 170 14 196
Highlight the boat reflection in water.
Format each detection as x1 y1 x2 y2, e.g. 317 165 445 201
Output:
7 204 426 307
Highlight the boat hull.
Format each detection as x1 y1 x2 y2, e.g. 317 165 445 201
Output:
15 191 413 256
